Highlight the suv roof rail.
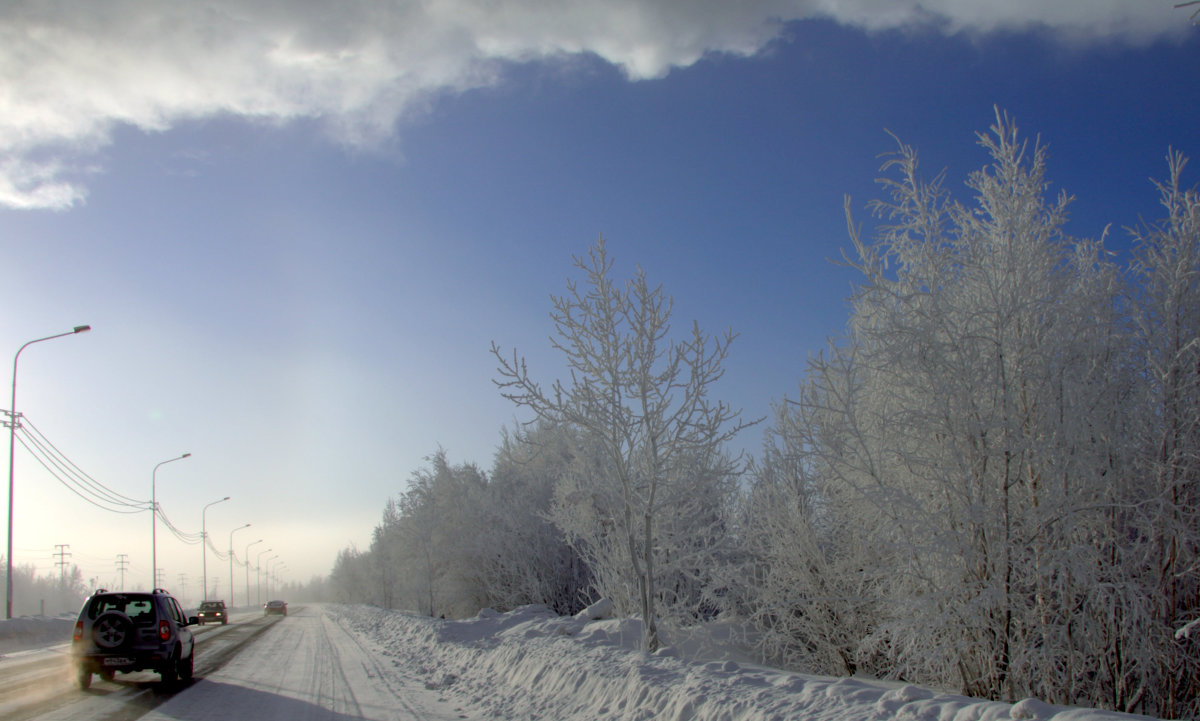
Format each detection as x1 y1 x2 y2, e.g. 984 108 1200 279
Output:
152 588 170 594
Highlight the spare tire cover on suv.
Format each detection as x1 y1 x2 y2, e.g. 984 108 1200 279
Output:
92 611 134 650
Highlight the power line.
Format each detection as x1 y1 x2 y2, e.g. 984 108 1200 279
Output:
7 411 149 514
157 505 203 545
20 415 144 504
16 432 147 514
5 410 212 567
205 534 231 561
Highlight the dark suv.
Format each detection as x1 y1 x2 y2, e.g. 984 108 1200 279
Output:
71 588 198 688
197 600 227 625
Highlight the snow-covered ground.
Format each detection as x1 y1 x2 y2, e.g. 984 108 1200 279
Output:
330 602 1157 721
0 615 73 655
0 604 1161 721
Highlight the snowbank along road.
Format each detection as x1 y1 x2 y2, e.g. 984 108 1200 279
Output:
0 605 480 721
3 602 1161 721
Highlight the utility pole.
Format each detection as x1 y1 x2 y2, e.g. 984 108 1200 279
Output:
178 573 188 606
116 554 129 591
53 544 71 588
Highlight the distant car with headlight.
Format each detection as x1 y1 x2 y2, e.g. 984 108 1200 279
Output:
263 599 287 616
196 600 228 625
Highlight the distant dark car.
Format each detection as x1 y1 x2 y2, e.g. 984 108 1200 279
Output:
71 588 197 688
264 600 287 616
196 600 227 625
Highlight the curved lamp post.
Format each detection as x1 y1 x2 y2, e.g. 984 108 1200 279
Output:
151 452 191 587
228 523 250 608
244 539 262 608
267 558 284 599
201 496 229 600
273 563 289 598
261 554 278 605
255 549 273 605
6 324 90 619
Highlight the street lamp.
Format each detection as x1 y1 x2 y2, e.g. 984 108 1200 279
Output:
274 563 289 599
267 557 283 598
6 324 90 619
255 549 272 605
244 539 262 607
151 452 191 587
261 553 278 605
228 523 250 608
201 496 229 600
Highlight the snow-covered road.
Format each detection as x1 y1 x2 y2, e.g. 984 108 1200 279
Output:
141 605 478 721
0 606 479 721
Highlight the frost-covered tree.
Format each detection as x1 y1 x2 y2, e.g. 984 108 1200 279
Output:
737 395 886 677
493 238 751 651
1126 151 1200 719
392 449 489 617
749 110 1132 704
0 561 89 616
329 545 372 604
369 498 402 608
331 450 487 616
845 113 1127 702
333 439 593 619
28 563 88 615
479 422 591 615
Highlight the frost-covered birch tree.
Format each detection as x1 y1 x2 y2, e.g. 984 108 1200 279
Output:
849 113 1127 702
493 238 750 651
370 498 402 608
393 450 489 617
334 440 589 618
478 422 592 615
329 545 371 603
750 110 1131 704
1126 151 1200 718
738 390 886 677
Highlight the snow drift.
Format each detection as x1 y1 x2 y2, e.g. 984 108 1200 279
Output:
330 603 1156 721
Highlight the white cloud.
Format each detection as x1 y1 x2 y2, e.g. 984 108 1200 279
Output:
0 157 89 209
1 0 1188 210
819 0 1186 38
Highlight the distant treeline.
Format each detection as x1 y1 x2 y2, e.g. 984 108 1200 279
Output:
1 562 87 617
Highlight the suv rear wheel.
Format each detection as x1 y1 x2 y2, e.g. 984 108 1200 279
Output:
76 667 92 689
92 611 133 650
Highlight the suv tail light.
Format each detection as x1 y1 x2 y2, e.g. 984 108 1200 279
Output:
158 619 171 641
73 621 83 642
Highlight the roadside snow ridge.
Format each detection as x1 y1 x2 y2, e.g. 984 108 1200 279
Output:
329 604 1154 721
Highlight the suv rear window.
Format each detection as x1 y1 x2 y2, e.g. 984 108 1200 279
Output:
87 594 156 625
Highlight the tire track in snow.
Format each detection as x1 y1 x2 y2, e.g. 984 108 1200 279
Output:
312 611 365 718
320 609 435 720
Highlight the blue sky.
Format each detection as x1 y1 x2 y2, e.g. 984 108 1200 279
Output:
2 2 1198 603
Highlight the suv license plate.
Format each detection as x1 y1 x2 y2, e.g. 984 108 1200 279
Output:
103 657 132 667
